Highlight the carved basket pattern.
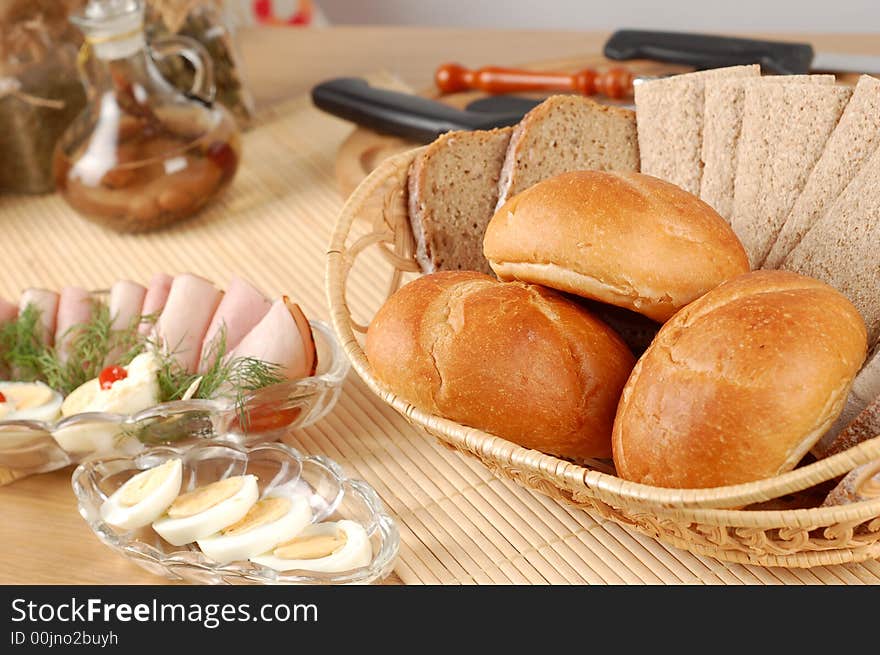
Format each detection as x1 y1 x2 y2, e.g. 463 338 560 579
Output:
326 148 880 568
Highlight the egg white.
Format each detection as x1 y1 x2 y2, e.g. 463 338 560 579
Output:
196 494 312 564
250 519 372 574
152 474 259 546
0 382 63 423
100 459 183 530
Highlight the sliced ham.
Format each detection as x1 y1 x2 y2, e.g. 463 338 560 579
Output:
226 297 317 381
55 287 93 360
156 273 222 373
0 297 17 324
139 272 173 335
19 288 59 346
200 276 272 370
109 279 147 331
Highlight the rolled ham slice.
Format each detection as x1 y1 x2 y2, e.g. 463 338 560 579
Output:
156 273 222 373
199 276 272 371
0 297 17 324
19 288 59 346
109 279 147 331
139 272 173 335
55 287 93 361
226 297 317 381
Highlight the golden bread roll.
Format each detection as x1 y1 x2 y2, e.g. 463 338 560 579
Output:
483 170 750 322
366 271 636 459
612 270 867 488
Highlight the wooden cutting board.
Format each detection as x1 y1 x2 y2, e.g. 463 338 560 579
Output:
334 55 863 197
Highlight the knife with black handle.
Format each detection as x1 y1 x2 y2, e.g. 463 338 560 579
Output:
604 29 815 75
311 77 525 142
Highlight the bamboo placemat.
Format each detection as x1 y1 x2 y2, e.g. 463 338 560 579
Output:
1 95 878 585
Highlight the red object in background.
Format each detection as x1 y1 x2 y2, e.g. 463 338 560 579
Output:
253 0 313 26
99 365 128 390
0 391 6 403
435 62 635 100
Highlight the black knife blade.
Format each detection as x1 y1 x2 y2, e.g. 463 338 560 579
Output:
311 78 526 142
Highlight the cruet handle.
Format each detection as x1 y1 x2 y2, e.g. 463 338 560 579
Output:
150 35 216 105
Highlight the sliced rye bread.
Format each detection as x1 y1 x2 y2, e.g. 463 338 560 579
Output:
730 82 851 268
635 64 759 195
408 127 512 274
782 144 880 344
700 75 835 220
765 75 880 268
494 95 639 211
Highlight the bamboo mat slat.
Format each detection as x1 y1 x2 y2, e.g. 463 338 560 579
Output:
1 94 878 585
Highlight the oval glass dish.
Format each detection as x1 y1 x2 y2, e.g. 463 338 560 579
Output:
0 320 348 483
72 442 399 585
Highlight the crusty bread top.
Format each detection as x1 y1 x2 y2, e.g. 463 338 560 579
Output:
365 271 635 460
765 75 880 268
782 143 880 344
494 95 638 211
483 170 749 322
612 270 868 488
407 127 512 274
635 64 759 195
700 75 835 220
730 82 851 268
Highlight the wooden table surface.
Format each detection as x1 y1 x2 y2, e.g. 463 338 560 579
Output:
2 26 879 586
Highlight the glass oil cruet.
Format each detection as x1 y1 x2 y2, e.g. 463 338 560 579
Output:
53 0 240 232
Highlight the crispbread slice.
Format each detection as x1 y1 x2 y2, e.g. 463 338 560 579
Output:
765 75 880 268
494 95 638 211
700 75 835 220
782 144 880 343
635 64 759 195
408 127 512 274
730 83 851 268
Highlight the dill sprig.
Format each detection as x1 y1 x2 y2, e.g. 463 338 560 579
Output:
156 326 285 405
38 302 148 396
0 304 49 382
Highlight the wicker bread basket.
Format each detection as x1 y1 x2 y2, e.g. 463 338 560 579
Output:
326 147 880 568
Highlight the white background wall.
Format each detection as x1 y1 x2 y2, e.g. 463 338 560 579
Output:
316 0 880 32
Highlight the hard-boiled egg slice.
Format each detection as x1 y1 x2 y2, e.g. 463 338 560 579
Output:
61 352 160 418
250 520 372 573
0 382 62 423
152 474 258 546
196 494 312 564
100 459 182 530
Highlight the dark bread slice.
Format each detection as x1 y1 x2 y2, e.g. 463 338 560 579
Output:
730 82 851 268
408 127 512 274
765 75 880 268
494 95 639 211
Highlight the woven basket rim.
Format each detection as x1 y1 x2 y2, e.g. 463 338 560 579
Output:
325 146 880 523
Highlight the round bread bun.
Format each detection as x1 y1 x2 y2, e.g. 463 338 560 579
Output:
612 270 867 489
366 271 636 460
483 170 750 322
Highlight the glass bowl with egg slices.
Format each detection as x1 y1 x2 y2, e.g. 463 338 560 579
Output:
72 441 399 585
0 318 349 483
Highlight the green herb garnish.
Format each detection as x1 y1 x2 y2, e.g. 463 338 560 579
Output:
0 304 48 382
38 302 148 395
156 326 285 405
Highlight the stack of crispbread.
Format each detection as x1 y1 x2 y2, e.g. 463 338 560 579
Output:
636 70 880 456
